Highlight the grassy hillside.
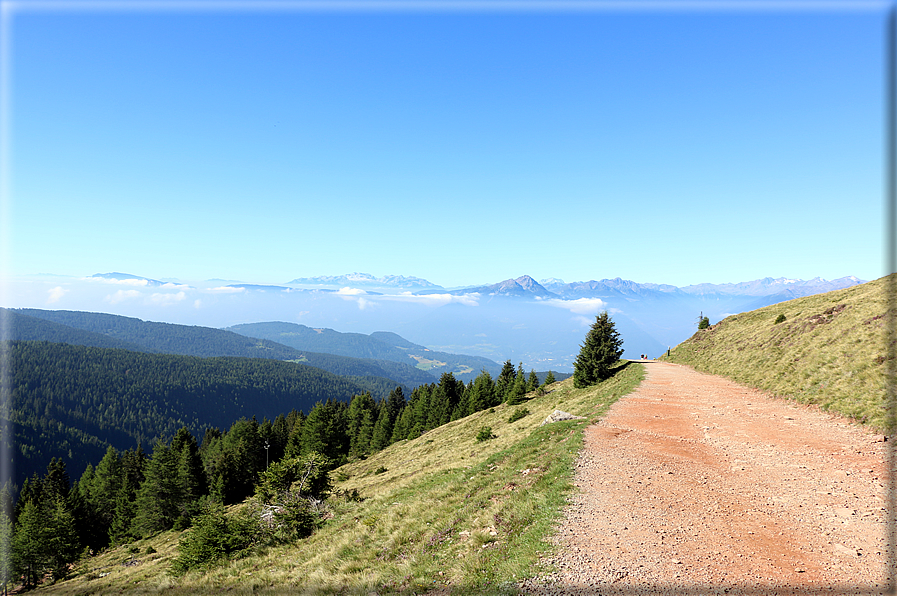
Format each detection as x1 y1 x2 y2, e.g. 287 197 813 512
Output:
35 363 644 595
665 274 890 431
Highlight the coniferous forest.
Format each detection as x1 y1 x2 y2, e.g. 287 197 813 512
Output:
1 335 560 590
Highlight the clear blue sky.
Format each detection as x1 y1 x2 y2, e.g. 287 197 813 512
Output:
2 1 888 289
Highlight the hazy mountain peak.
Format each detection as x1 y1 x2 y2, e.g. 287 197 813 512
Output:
287 273 441 290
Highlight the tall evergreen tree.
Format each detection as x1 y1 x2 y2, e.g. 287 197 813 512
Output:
468 370 497 413
507 363 528 405
107 446 145 545
370 402 394 452
384 386 406 423
132 441 181 537
0 507 11 594
527 369 540 392
45 496 80 581
495 360 516 402
573 312 624 388
12 499 46 588
171 427 206 525
407 384 433 439
346 393 378 458
300 400 349 466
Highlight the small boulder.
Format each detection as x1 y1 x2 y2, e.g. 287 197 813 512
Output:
540 409 585 426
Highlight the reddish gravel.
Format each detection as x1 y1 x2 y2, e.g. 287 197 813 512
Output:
521 362 890 595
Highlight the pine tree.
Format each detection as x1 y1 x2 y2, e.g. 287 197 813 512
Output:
132 441 182 537
506 363 528 405
346 393 378 458
13 499 46 588
495 360 516 401
0 508 11 594
370 404 394 452
300 400 349 466
527 370 539 392
573 312 624 388
45 496 80 581
544 370 556 385
467 370 496 413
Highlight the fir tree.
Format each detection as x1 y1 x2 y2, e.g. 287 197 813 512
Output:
506 363 528 405
495 360 516 401
45 496 80 580
467 370 496 413
132 441 182 537
573 312 624 388
346 393 378 458
370 403 394 452
13 499 46 588
527 369 539 392
0 508 11 594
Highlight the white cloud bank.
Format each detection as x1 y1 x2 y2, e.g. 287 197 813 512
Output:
380 292 481 307
336 287 366 296
150 292 186 305
105 290 141 304
46 286 68 304
541 297 608 315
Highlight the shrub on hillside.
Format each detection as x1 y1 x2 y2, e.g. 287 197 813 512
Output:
774 314 786 324
508 408 530 423
255 452 332 504
170 502 261 575
476 426 496 442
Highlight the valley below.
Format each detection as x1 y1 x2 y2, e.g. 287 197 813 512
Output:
523 363 888 594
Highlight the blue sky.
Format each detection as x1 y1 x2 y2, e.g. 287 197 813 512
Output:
2 1 888 289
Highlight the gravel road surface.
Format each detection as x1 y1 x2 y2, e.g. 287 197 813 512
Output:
521 362 889 595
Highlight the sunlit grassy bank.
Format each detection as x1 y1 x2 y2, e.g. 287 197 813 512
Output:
665 275 890 431
40 362 644 595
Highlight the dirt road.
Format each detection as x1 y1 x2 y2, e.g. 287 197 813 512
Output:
522 362 890 595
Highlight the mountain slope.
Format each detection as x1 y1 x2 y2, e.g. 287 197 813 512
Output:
2 309 151 352
228 321 502 381
14 309 431 390
665 275 889 430
17 308 303 360
5 340 386 488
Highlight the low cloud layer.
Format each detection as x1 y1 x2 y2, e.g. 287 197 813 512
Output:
150 292 186 305
105 289 141 304
46 286 68 304
381 292 481 307
541 297 608 315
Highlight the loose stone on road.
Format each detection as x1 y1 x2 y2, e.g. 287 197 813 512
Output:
522 362 888 595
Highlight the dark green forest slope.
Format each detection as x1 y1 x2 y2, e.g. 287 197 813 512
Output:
17 309 304 359
9 309 431 390
3 341 394 489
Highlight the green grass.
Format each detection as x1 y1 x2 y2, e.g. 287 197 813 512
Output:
664 275 890 431
40 362 644 595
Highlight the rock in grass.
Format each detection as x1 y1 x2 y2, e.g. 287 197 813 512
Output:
541 410 585 426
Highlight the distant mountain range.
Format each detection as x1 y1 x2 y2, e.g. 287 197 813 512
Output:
86 271 863 301
435 274 864 301
21 271 868 370
286 273 442 291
